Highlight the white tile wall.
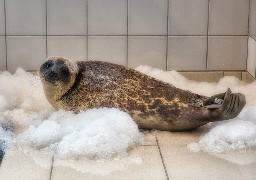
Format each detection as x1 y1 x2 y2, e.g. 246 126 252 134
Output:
128 0 168 35
47 36 87 61
167 36 207 70
47 0 87 35
128 36 166 69
169 0 208 35
0 0 4 35
209 0 249 35
250 0 256 39
0 0 252 72
88 36 126 65
0 36 6 71
88 0 127 35
6 0 46 35
7 36 46 73
247 37 256 77
208 36 247 70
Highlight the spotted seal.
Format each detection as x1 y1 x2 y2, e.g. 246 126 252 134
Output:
39 57 246 131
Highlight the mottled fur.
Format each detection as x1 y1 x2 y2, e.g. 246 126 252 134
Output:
40 57 245 131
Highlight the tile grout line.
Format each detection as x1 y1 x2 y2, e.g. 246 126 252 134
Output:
165 0 169 71
251 35 256 41
206 0 210 70
3 0 7 71
49 155 55 180
86 0 89 61
126 0 129 66
0 34 249 37
246 0 251 73
46 0 48 58
156 136 169 180
249 35 256 41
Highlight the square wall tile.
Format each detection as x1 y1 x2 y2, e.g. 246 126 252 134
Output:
47 36 87 61
47 0 87 35
209 0 249 35
250 0 256 37
247 37 256 77
169 0 208 35
0 0 4 35
208 36 247 70
128 0 168 35
88 36 126 65
6 0 46 35
0 36 6 71
167 36 207 71
128 36 166 69
7 36 46 73
88 0 127 35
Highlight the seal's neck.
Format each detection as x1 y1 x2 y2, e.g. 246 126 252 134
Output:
42 74 77 109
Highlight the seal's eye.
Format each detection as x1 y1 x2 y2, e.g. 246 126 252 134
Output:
61 68 70 77
43 60 54 69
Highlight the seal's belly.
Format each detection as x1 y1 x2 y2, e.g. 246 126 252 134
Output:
131 113 208 131
59 91 208 130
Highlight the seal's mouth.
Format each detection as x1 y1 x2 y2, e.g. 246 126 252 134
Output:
40 73 59 85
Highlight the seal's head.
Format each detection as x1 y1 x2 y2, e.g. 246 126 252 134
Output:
40 57 78 108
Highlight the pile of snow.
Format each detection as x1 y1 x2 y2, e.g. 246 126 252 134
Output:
0 69 143 159
136 65 256 153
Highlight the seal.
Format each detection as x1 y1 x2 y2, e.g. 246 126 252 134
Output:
39 57 246 131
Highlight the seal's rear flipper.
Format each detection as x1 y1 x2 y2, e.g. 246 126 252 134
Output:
203 88 246 121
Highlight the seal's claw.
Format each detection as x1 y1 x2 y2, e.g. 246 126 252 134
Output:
203 88 246 121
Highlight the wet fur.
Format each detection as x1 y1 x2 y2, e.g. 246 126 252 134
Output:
42 59 216 131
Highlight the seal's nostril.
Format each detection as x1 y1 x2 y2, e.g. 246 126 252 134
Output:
43 60 54 70
61 68 70 77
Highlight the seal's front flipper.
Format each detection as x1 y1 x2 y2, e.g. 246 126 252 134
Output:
203 88 246 121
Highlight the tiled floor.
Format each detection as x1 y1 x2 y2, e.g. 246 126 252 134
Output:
0 148 53 180
0 130 255 180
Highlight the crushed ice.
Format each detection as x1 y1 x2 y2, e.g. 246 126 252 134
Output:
0 68 143 159
0 65 256 160
136 65 256 153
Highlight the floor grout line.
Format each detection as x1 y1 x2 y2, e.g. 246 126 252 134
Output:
156 136 169 180
49 155 55 180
